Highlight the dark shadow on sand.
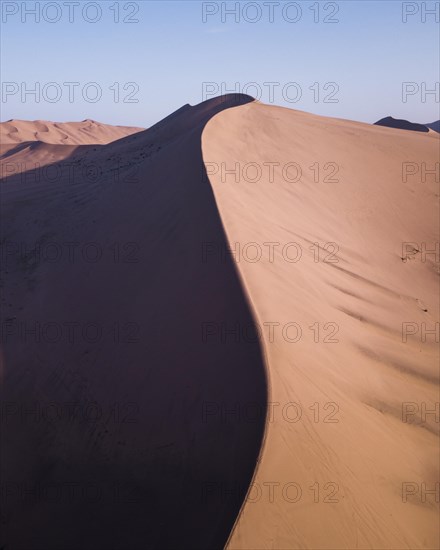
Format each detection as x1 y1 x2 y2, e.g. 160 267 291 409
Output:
0 95 267 550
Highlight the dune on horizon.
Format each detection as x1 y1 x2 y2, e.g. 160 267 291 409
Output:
1 95 439 549
0 119 144 146
374 116 431 133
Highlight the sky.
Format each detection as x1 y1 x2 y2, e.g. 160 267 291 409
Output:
1 0 439 127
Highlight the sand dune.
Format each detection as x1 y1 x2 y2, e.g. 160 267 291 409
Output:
0 118 143 147
1 96 439 549
426 121 440 134
203 101 439 549
374 116 430 133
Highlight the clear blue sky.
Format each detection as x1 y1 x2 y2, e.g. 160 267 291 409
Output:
1 1 439 127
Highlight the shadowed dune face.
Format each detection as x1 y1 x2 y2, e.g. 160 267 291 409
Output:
0 95 267 550
202 103 439 549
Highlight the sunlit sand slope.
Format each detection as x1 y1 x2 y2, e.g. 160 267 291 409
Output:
202 102 439 550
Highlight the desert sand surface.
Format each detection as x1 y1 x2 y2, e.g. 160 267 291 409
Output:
202 101 439 549
1 95 439 549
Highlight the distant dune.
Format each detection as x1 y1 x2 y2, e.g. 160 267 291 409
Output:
0 118 143 146
374 116 430 133
425 120 440 133
1 96 439 549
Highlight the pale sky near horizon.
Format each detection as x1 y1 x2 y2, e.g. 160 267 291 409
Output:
0 0 439 127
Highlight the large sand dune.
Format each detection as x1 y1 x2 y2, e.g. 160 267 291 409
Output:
1 96 439 549
202 101 439 549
